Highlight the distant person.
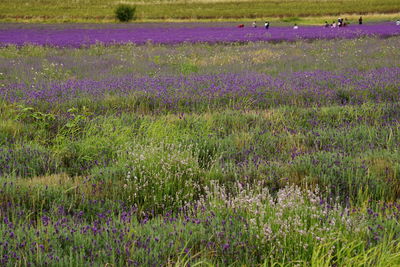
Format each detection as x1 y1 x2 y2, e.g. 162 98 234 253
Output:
359 16 363 25
332 21 337 28
325 21 330 27
396 19 400 26
237 24 244 28
293 23 299 29
265 21 270 29
252 21 257 28
338 18 342 27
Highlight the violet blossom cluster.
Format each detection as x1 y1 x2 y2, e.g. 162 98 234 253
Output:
1 67 399 109
0 23 399 47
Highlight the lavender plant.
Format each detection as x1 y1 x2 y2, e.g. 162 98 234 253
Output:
0 23 399 47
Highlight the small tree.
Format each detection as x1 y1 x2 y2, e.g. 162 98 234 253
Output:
115 4 136 22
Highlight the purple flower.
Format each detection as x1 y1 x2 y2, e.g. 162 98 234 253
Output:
0 23 399 47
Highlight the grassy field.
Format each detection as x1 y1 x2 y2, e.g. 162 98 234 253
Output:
0 0 400 22
1 34 400 265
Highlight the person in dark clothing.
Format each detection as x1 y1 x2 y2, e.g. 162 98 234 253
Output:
325 21 330 27
265 21 270 29
359 17 363 25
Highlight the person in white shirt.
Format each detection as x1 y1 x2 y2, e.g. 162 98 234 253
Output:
396 20 400 26
293 23 299 29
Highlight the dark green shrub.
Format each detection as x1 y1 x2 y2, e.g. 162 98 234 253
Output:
115 4 136 22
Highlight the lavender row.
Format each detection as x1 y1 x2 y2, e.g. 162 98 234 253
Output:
1 23 399 47
2 67 399 110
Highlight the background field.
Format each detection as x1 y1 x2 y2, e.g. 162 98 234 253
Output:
1 0 400 22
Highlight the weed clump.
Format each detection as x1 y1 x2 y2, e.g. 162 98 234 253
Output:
115 4 136 22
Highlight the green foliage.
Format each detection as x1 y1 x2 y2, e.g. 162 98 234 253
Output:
310 239 400 266
282 16 300 23
179 62 199 75
16 104 55 123
115 4 136 22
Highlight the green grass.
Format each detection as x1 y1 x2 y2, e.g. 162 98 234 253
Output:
2 101 400 204
0 0 400 23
